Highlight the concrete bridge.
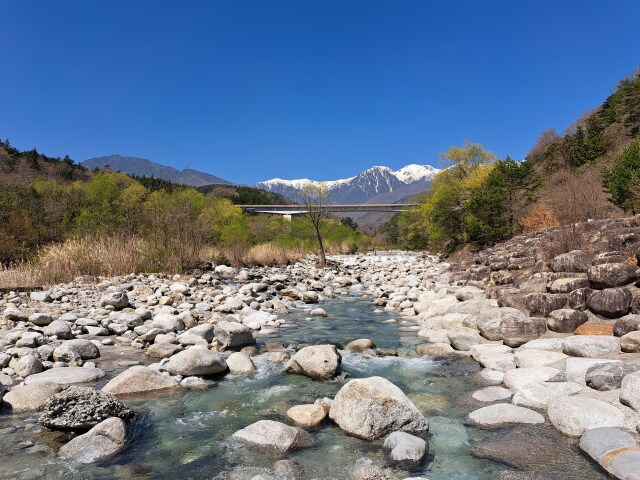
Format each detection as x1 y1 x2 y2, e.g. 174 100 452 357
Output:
239 203 419 220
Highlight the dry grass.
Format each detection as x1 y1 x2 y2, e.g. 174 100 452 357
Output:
521 206 560 232
0 262 43 289
242 243 304 266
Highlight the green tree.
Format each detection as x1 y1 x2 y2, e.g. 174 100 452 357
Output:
604 135 640 213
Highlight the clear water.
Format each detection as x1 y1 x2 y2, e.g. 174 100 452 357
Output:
0 294 606 479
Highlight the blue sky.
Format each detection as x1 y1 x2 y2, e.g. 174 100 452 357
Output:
1 1 638 184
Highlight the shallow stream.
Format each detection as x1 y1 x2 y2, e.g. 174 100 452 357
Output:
0 294 606 479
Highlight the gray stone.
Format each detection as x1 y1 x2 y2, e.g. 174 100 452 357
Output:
301 291 319 304
586 362 640 391
502 367 560 390
620 371 640 411
166 346 228 376
477 308 526 341
500 315 547 347
565 358 621 385
547 395 625 437
151 314 185 333
146 342 183 358
524 294 568 317
102 366 178 397
551 250 595 273
579 427 640 480
24 366 105 386
14 355 43 377
62 339 100 359
562 335 620 357
511 382 582 410
383 431 428 467
214 321 256 348
547 309 588 333
472 386 512 402
29 313 53 326
468 404 545 426
2 382 62 413
514 349 567 368
40 386 133 431
99 291 129 309
345 338 376 353
587 288 632 318
30 291 52 302
284 344 341 380
614 314 640 337
329 376 428 440
58 417 127 463
231 420 313 454
286 404 327 428
588 263 638 289
447 327 488 351
549 277 590 294
226 352 256 374
621 331 640 353
53 345 83 366
44 320 74 339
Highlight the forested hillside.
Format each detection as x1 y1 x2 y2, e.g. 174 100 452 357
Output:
0 143 370 277
387 69 640 253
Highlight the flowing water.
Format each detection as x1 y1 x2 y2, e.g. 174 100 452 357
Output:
0 294 607 479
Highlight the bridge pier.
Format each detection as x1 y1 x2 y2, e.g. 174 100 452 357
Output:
283 214 292 222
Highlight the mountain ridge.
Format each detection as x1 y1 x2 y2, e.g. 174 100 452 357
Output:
82 154 232 187
256 164 439 204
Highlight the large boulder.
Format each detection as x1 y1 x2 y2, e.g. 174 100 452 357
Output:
547 309 588 333
565 358 620 385
588 263 638 289
579 427 640 480
620 371 640 411
214 321 256 348
99 291 129 309
2 382 62 413
166 347 228 376
231 420 313 454
383 431 428 467
551 250 595 273
40 386 134 431
447 327 488 351
284 345 341 380
587 288 632 318
547 395 625 437
523 294 568 318
514 349 567 368
328 376 429 440
58 417 127 464
102 366 178 397
562 335 621 357
500 315 547 347
146 342 183 359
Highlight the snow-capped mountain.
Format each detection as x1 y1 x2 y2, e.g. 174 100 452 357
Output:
255 164 439 204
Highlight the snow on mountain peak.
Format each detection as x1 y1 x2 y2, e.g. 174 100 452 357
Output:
393 164 439 184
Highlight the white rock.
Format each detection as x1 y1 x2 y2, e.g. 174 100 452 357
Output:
468 404 545 426
548 396 626 437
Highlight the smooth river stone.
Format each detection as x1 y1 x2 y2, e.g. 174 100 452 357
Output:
517 338 565 351
579 427 640 480
511 382 583 410
562 335 621 357
472 386 513 402
514 349 567 368
564 358 621 385
468 404 545 426
502 367 560 390
24 367 105 386
548 396 626 437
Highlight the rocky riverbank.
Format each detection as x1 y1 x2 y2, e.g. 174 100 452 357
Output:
1 232 640 479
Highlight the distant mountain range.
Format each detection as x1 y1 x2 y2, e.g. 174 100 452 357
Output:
82 154 232 187
255 164 440 204
82 154 439 205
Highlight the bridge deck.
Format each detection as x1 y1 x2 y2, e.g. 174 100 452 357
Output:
239 204 419 214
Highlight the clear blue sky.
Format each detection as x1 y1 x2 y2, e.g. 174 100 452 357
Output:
1 1 638 184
